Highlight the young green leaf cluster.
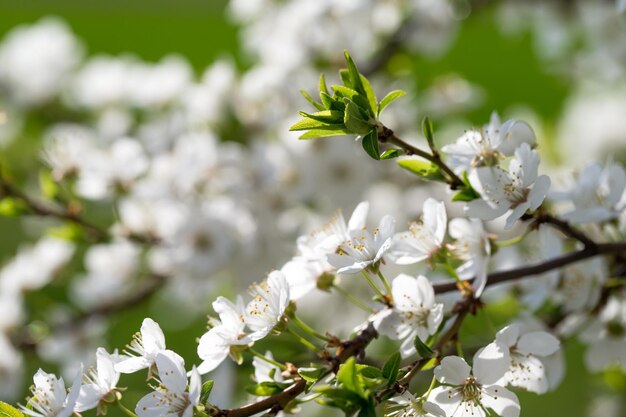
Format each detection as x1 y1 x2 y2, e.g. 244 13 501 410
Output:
290 51 405 160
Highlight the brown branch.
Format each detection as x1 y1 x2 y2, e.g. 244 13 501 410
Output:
0 177 109 241
14 274 167 350
525 211 597 248
216 323 378 417
0 174 159 245
433 242 626 294
361 17 413 77
378 126 465 190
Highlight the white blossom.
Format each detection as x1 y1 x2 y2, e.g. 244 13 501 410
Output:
197 296 252 375
551 161 626 224
20 367 82 417
76 348 122 412
447 218 491 297
442 112 536 173
387 391 445 417
466 143 550 229
429 343 519 417
374 274 443 358
495 324 561 394
579 296 626 372
116 318 167 375
387 198 446 266
252 351 284 384
136 350 201 417
326 213 396 274
245 271 290 340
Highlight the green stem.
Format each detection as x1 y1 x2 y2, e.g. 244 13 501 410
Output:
117 402 138 417
375 269 392 296
286 328 320 352
455 339 464 358
496 229 530 248
248 348 287 370
292 315 330 342
360 270 385 299
424 374 438 398
333 285 375 313
443 261 463 286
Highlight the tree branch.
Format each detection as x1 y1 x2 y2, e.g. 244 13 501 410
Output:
524 211 597 249
216 323 378 417
378 126 465 189
0 174 159 245
433 242 626 294
14 273 167 350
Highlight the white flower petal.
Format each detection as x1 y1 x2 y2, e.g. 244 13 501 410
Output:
495 325 520 349
481 385 520 417
516 331 560 356
472 342 509 385
141 318 166 352
115 356 150 374
156 350 187 394
434 356 471 385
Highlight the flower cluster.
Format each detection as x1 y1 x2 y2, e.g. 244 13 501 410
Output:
1 2 626 417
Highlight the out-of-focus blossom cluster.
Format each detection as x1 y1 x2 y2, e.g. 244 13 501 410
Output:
1 0 626 412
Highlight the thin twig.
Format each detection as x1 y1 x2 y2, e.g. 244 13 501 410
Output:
378 126 465 189
524 211 597 249
15 274 167 349
216 323 378 417
432 242 626 294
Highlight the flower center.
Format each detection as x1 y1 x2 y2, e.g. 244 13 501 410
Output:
503 182 528 205
400 308 430 328
461 376 482 402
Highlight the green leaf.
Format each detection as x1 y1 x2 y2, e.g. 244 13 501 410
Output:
337 357 360 394
380 149 402 160
299 110 345 124
382 352 401 385
39 170 59 200
339 69 352 89
246 381 290 396
0 197 28 217
356 365 382 379
359 74 378 117
47 223 84 242
299 127 353 140
452 188 480 202
344 101 372 135
200 380 214 404
378 90 406 116
315 386 363 415
300 90 325 111
356 400 377 417
343 51 365 95
331 85 360 101
319 73 330 97
360 130 380 160
299 366 326 383
413 335 435 359
290 118 342 132
0 402 25 417
397 159 444 181
452 171 480 201
422 116 436 151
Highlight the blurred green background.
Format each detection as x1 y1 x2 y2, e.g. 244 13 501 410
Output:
0 1 618 417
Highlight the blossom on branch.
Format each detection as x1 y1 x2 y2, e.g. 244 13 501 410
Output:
429 343 520 417
466 143 550 229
